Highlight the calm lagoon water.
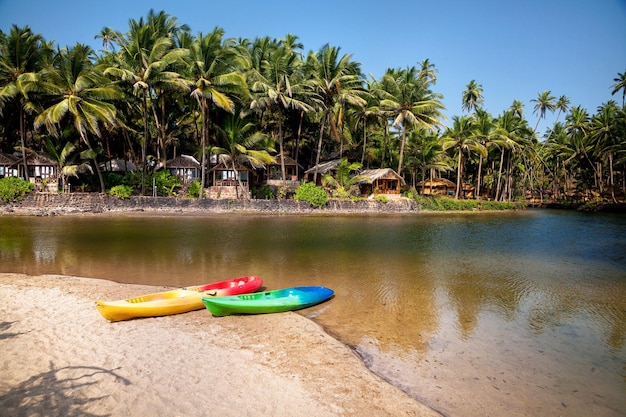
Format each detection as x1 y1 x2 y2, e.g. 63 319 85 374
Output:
1 209 625 416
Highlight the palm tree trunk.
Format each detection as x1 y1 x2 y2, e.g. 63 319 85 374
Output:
19 108 29 180
496 150 505 201
313 111 328 184
397 124 407 177
455 150 462 199
476 154 483 199
141 91 149 195
199 98 208 199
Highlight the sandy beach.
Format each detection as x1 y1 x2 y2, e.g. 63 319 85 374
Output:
0 273 442 417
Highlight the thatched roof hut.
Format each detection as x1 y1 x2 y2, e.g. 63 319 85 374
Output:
357 168 405 196
0 153 20 178
304 159 341 185
417 178 456 196
166 155 200 183
100 159 137 173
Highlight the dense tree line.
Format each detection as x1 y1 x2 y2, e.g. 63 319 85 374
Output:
1 10 625 201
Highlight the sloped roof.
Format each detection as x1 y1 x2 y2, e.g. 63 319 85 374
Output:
100 159 137 172
304 159 341 175
26 154 56 166
270 154 301 168
357 168 406 186
166 154 200 168
0 153 19 165
417 178 456 188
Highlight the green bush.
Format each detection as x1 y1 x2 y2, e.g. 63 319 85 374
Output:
109 185 133 199
375 195 388 203
294 181 328 208
121 170 181 196
0 177 35 202
252 185 274 199
187 179 202 198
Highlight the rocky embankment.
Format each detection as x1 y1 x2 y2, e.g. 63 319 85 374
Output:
1 193 419 216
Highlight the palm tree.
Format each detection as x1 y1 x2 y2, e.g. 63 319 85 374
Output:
471 108 498 198
105 15 188 194
404 128 451 192
554 95 570 124
610 70 626 106
321 158 363 198
462 80 484 114
35 44 121 193
214 112 274 199
509 100 525 118
590 101 620 201
531 90 556 136
43 136 92 192
305 44 366 183
379 66 445 177
248 37 313 183
188 27 248 198
0 25 51 179
94 27 117 52
441 115 486 199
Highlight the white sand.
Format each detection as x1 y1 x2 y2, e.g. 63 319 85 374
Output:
0 273 442 417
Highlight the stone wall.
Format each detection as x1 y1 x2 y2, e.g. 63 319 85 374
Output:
2 193 419 215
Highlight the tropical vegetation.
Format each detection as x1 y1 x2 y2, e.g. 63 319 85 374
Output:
1 10 624 207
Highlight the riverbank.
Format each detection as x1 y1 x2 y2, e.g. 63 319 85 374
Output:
0 273 442 417
0 193 420 216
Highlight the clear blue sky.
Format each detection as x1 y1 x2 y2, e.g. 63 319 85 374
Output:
1 0 625 136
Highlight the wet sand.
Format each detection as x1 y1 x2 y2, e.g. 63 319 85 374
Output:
0 273 442 417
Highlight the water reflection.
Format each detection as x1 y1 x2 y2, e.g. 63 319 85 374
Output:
1 211 625 416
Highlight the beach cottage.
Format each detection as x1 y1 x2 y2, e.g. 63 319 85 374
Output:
357 168 405 198
166 154 200 184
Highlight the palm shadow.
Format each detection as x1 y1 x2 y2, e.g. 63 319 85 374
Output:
0 361 131 417
0 321 24 340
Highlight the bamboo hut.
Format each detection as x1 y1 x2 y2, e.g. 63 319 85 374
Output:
166 155 200 184
357 168 405 197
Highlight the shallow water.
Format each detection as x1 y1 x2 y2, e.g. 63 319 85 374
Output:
1 209 625 416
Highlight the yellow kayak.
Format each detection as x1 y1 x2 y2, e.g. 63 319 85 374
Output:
96 276 263 321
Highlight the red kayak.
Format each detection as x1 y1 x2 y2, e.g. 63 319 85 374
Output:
96 276 263 321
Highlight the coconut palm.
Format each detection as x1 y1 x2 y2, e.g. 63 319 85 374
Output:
404 128 451 192
94 27 117 52
462 79 484 114
471 108 499 198
0 25 51 178
305 44 367 183
441 115 486 199
321 157 363 198
105 15 188 194
531 90 556 137
610 70 626 107
379 66 445 177
554 95 570 124
248 37 313 183
509 100 525 118
34 43 121 193
214 111 274 199
590 101 620 201
188 27 248 198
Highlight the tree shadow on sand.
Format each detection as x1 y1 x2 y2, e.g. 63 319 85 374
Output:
0 321 24 340
0 361 131 417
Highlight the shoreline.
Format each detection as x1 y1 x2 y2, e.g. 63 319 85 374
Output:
0 273 443 417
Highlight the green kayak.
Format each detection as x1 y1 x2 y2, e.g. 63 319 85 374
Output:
202 286 334 316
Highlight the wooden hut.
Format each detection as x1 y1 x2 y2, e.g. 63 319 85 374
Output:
304 159 341 186
166 155 200 184
417 178 456 196
357 168 405 197
265 154 302 185
100 159 137 173
0 153 20 179
208 162 251 199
